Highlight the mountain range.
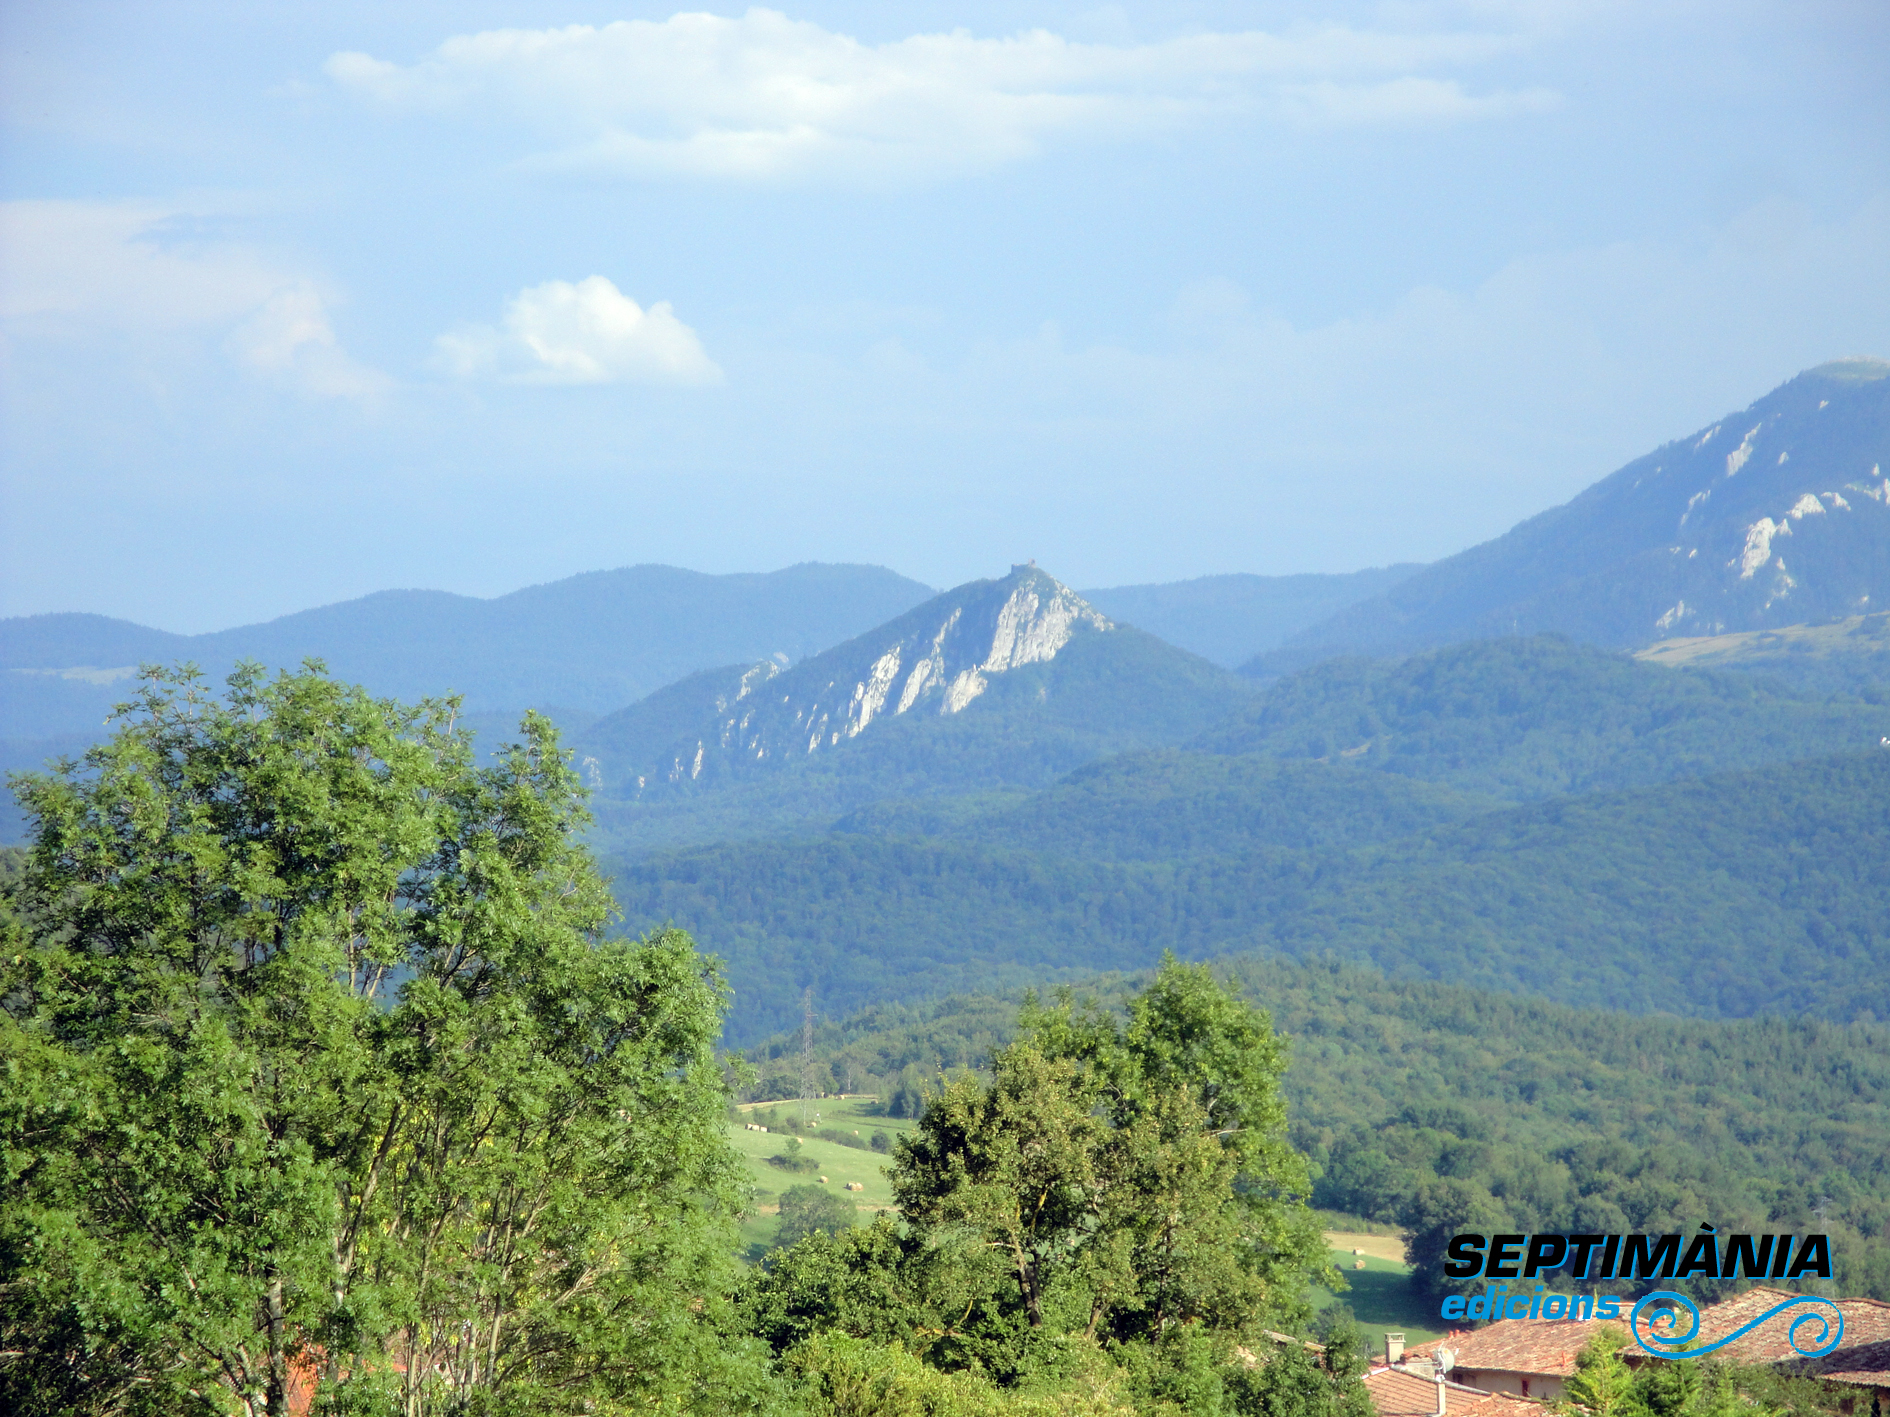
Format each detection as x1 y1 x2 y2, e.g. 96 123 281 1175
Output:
602 634 1890 1041
9 357 1890 1050
1077 565 1422 666
0 563 935 736
1249 356 1890 673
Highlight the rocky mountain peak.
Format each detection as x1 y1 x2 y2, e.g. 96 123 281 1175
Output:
579 565 1117 796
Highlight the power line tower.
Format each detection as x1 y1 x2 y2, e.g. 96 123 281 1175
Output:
799 986 814 1127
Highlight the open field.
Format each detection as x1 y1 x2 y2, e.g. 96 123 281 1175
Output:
1310 1243 1443 1345
1325 1231 1408 1264
730 1097 916 1255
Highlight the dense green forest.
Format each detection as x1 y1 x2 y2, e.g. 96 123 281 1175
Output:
1202 635 1890 800
608 746 1890 1041
735 957 1890 1303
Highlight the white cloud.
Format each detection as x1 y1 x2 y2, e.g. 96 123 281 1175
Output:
232 286 392 402
0 200 388 402
434 276 722 386
326 9 1556 183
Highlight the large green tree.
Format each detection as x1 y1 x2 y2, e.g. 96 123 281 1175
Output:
0 666 774 1417
741 960 1344 1412
891 957 1327 1347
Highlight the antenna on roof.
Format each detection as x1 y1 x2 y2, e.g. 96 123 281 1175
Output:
1433 1347 1454 1417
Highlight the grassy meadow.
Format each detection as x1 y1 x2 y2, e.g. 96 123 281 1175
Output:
731 1097 917 1255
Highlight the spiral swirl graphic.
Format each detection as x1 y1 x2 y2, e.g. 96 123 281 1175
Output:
1630 1291 1844 1360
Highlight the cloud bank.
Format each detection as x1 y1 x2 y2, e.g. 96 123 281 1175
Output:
434 276 722 386
326 8 1556 183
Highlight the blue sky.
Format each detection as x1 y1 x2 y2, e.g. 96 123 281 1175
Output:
2 1 1887 631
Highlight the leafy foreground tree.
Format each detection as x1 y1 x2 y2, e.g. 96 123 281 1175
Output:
774 1186 860 1251
0 666 784 1417
742 958 1355 1415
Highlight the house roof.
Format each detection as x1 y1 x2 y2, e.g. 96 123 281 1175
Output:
1798 1339 1890 1391
1688 1290 1890 1364
1408 1318 1628 1379
1365 1368 1547 1417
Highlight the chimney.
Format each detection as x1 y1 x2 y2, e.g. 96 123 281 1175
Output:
1386 1333 1406 1365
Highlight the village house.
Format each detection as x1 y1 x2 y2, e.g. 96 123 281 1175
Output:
1403 1289 1890 1410
1364 1365 1547 1417
1404 1317 1626 1402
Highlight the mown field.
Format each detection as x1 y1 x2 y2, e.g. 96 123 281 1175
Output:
730 1097 916 1255
1313 1237 1443 1346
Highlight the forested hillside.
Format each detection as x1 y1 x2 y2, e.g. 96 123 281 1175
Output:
610 746 1890 1040
1202 634 1890 800
736 957 1890 1303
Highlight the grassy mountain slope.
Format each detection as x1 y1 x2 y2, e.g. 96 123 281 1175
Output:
1249 358 1890 668
736 959 1890 1301
609 747 1890 1041
1080 565 1422 667
1200 635 1890 801
1634 609 1890 697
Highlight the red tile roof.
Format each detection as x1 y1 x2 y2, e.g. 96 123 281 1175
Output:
1799 1340 1890 1391
1688 1290 1890 1364
1408 1318 1628 1379
1365 1368 1547 1417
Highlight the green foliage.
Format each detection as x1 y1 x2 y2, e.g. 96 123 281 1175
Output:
1204 635 1890 803
772 1137 821 1174
735 956 1890 1303
738 966 1367 1416
891 959 1329 1344
611 744 1890 1041
1558 1332 1863 1417
838 750 1498 859
776 1185 860 1249
0 665 777 1417
786 1331 1136 1415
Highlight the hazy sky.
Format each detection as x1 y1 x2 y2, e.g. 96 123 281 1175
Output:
3 1 1887 630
